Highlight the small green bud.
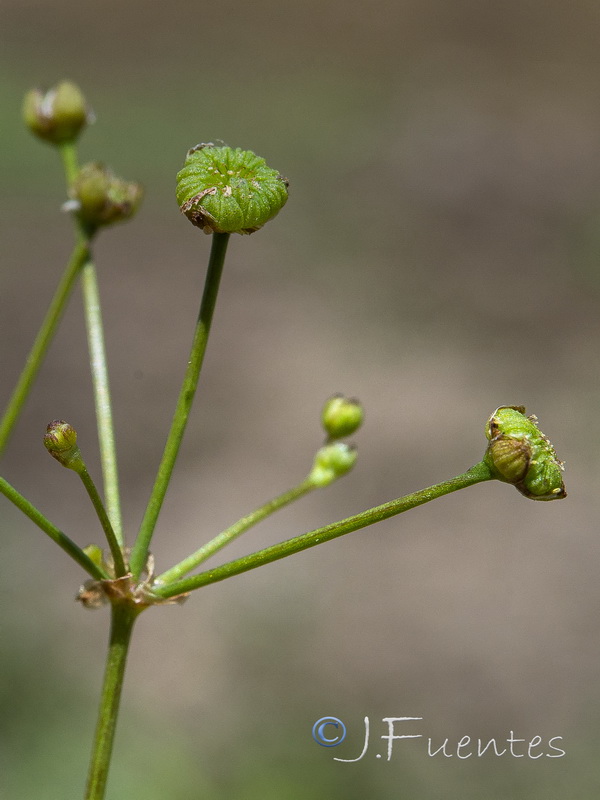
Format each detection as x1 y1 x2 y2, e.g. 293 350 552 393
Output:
82 544 105 569
44 420 82 470
309 442 358 487
322 394 364 440
67 163 143 230
484 406 566 501
23 81 91 145
176 143 289 234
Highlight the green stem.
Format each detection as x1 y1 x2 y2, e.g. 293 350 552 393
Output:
0 237 90 456
60 141 80 186
59 140 133 800
130 232 230 579
80 262 124 546
84 603 138 800
156 477 316 584
153 462 493 599
0 475 108 579
61 139 124 541
77 468 127 577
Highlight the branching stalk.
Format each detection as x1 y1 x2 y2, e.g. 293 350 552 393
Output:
60 140 125 544
156 477 316 584
0 237 90 455
80 262 124 545
0 475 108 579
153 462 493 598
76 468 127 577
130 232 230 578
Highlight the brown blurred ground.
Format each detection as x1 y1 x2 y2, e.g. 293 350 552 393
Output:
1 1 600 798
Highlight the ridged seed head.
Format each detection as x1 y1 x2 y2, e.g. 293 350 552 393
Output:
69 163 143 230
484 406 566 501
176 143 288 234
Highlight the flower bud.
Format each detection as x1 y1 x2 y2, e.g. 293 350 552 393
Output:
484 406 566 501
309 442 358 487
322 394 364 439
23 81 91 145
44 420 82 470
176 143 289 234
82 544 105 569
68 163 143 230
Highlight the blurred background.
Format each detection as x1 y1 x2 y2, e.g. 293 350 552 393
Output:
2 0 600 797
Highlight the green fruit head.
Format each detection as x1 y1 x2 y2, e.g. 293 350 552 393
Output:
176 143 288 234
309 442 358 487
23 81 91 145
321 394 364 440
484 406 566 501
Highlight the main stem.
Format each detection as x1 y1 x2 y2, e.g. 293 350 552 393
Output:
130 233 230 578
0 237 90 455
153 462 493 598
84 603 138 800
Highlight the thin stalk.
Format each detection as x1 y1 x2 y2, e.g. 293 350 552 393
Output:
77 468 127 577
60 139 124 543
0 237 90 455
0 475 108 579
80 262 123 545
153 462 493 599
84 603 139 800
130 232 230 579
156 477 316 584
59 141 79 186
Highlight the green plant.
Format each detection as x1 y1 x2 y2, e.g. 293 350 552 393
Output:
1 81 567 800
